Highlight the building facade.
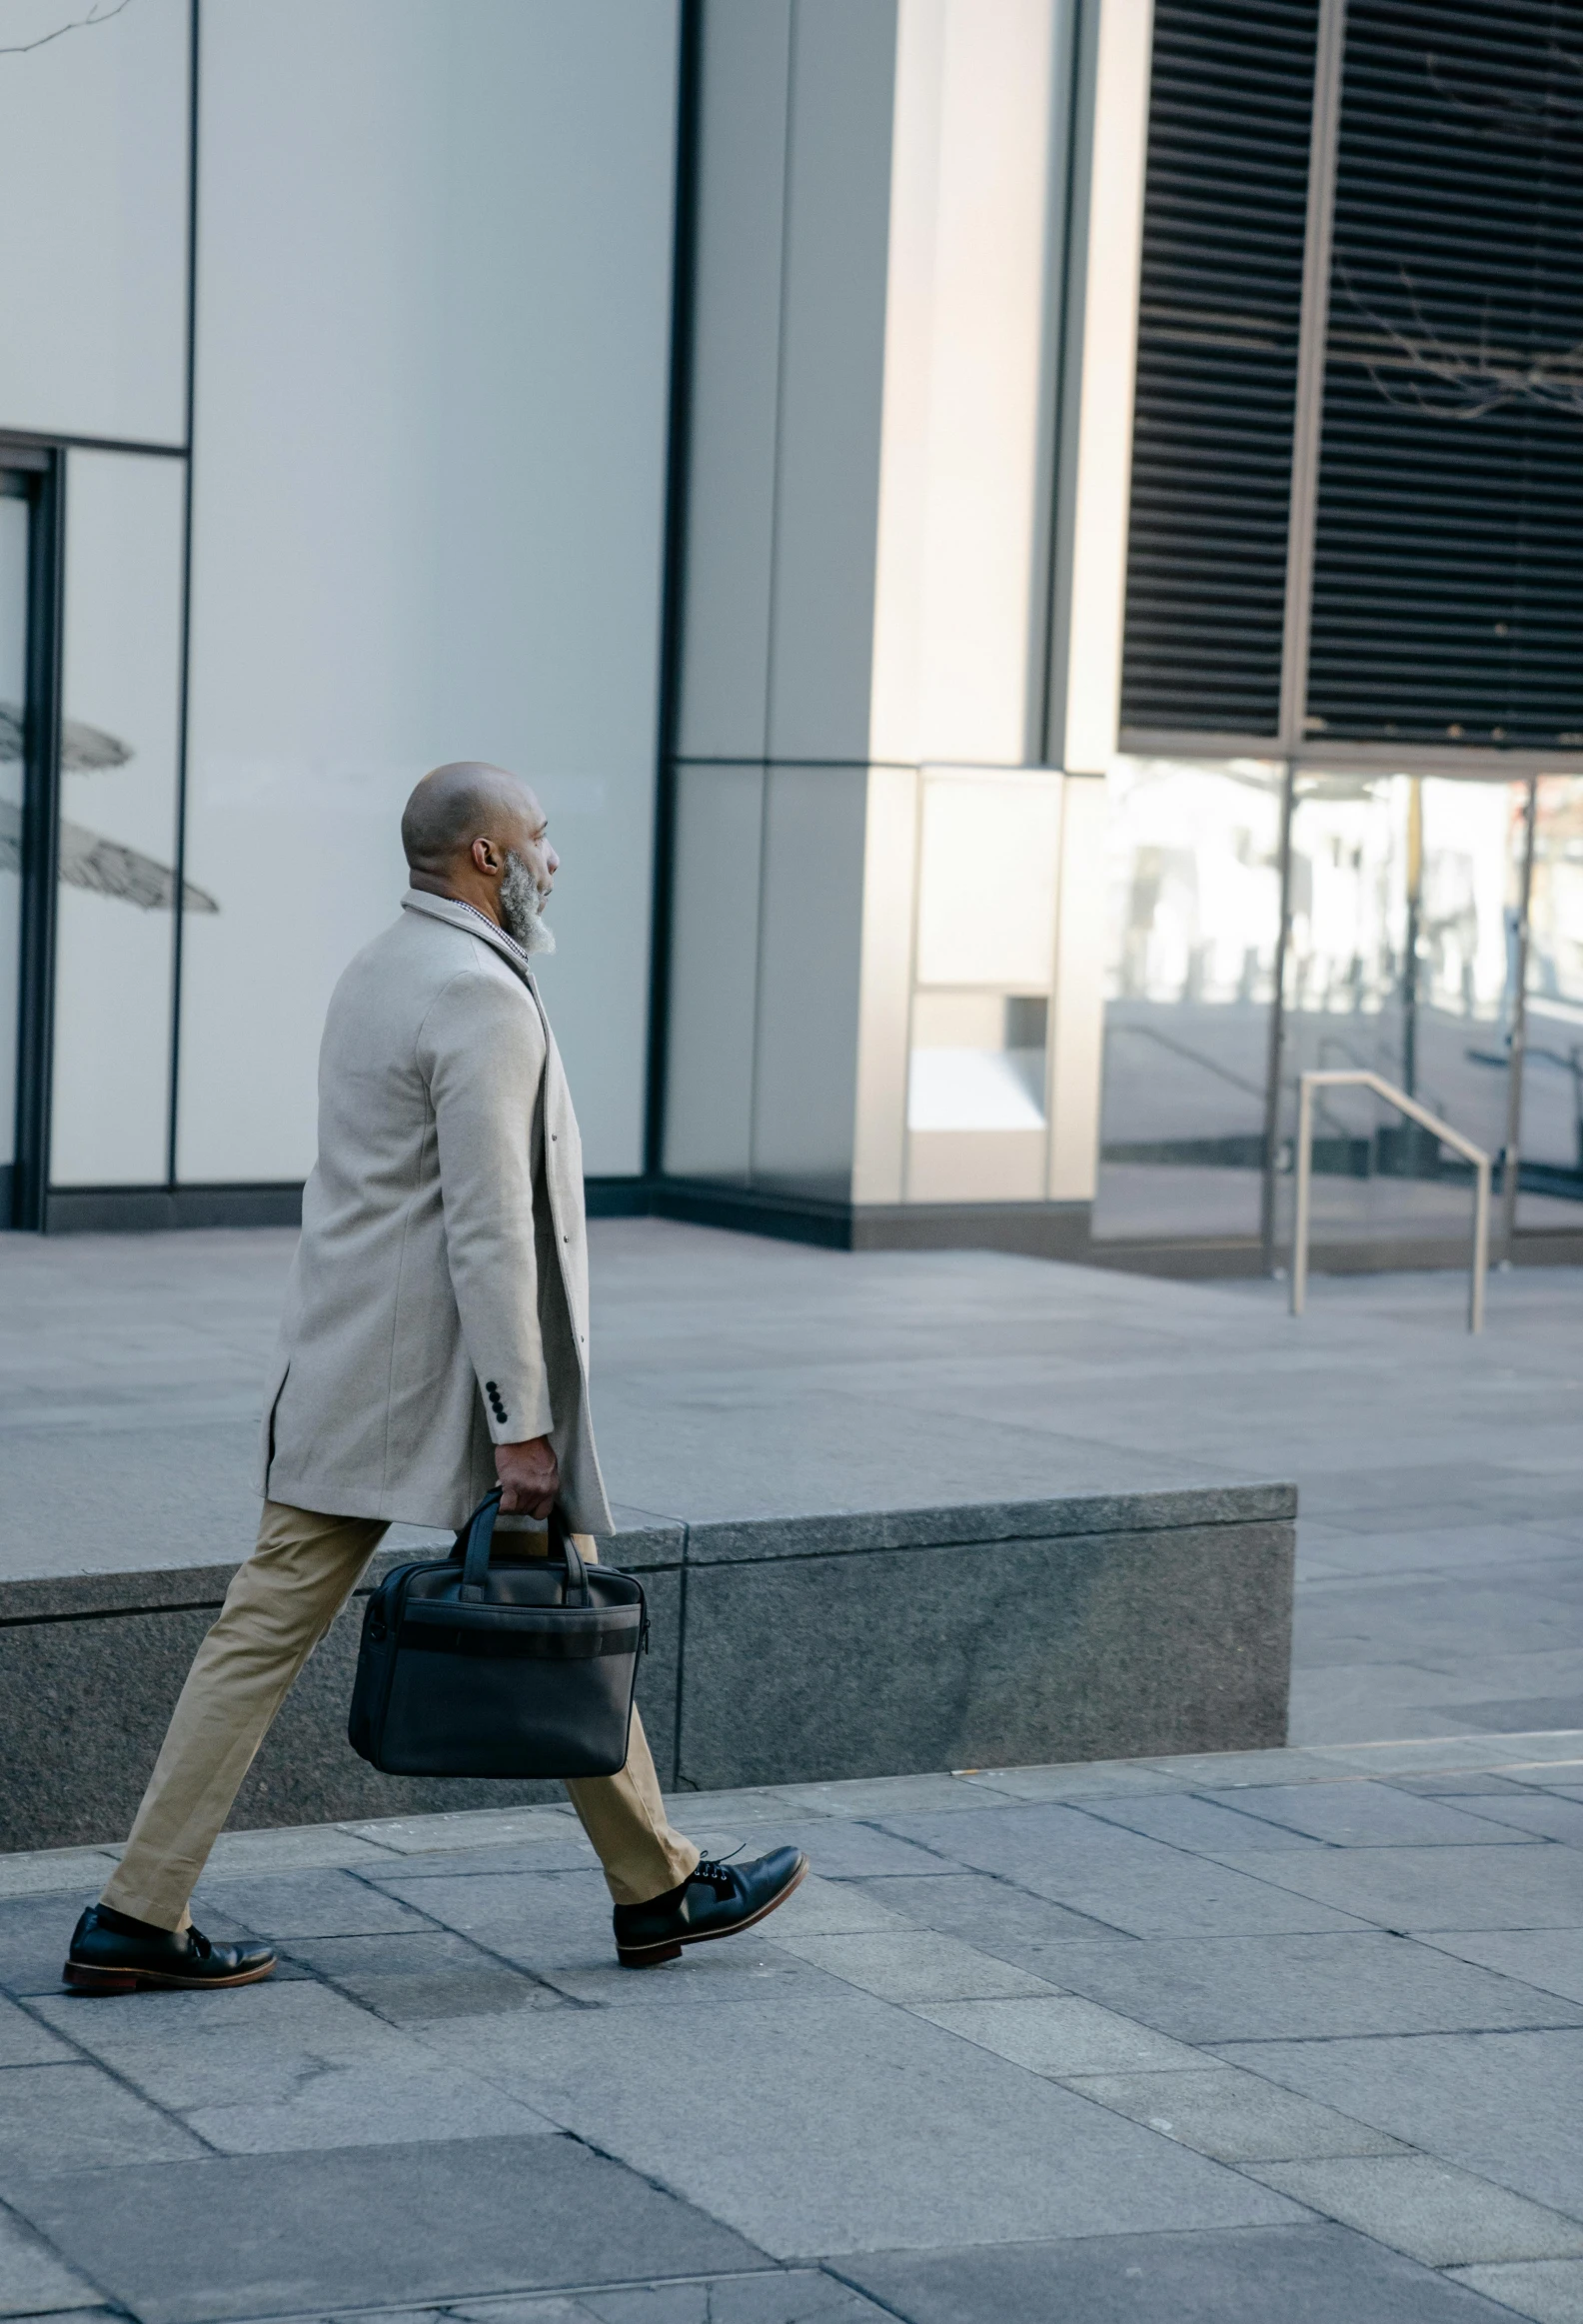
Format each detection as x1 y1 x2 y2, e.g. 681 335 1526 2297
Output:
3 0 1580 1272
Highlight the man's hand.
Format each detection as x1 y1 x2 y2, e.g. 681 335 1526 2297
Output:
495 1434 560 1518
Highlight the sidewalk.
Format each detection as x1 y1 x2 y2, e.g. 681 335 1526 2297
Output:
2 1733 1581 2324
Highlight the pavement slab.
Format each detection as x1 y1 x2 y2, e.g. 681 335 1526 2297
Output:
426 1986 1306 2257
1212 2030 1583 2222
0 2205 109 2319
1023 1930 1583 2041
1246 2156 1583 2268
1446 2260 1583 2323
1059 2065 1409 2162
1415 1929 1583 2006
838 2224 1521 2321
0 2135 772 2324
1208 1840 1583 1930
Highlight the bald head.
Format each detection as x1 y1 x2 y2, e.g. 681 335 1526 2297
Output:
401 761 540 877
402 760 560 953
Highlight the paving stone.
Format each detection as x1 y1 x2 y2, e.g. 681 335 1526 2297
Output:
1136 1749 1352 1789
1212 2032 1583 2217
31 1978 557 2151
1248 2156 1583 2268
1386 1774 1550 1798
661 1789 832 1829
852 1870 1128 1950
278 1931 572 2024
769 1931 1058 2004
1063 2066 1407 2162
574 2273 896 2324
768 1874 914 1938
1228 1842 1583 1930
339 1808 588 1856
1417 1930 1583 2007
360 1836 611 1882
915 1995 1207 2077
1200 1782 1543 1849
0 1994 72 2065
1446 2260 1583 2323
954 1762 1182 1802
534 1938 845 2013
1034 1932 1583 2041
193 1869 437 1939
432 1986 1305 2256
0 1850 118 1901
0 2204 109 2318
0 2133 772 2324
204 1825 403 1875
839 2223 1518 2321
774 1776 991 1818
364 1867 617 1962
770 1821 961 1879
1074 1792 1332 1856
0 2061 205 2170
1444 1795 1583 1846
873 1805 1371 1937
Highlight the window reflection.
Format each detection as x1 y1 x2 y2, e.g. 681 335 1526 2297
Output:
1274 775 1522 1250
1094 758 1282 1241
1519 775 1583 1223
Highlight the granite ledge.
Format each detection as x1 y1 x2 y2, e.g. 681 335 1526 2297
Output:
681 1482 1296 1564
0 1488 1292 1621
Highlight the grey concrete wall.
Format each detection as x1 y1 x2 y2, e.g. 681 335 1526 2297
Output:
0 1487 1292 1853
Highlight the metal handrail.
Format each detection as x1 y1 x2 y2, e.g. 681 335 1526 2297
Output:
1290 1071 1491 1333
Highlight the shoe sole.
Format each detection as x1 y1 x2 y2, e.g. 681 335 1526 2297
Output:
62 1958 277 1996
617 1851 809 1967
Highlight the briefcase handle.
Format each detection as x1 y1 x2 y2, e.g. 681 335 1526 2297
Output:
457 1487 592 1607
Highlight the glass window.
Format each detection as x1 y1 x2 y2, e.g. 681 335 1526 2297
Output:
1519 775 1583 1227
0 487 27 1183
50 449 188 1186
1093 757 1283 1241
1274 773 1525 1252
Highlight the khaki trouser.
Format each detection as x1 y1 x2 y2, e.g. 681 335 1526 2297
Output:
101 1500 700 1932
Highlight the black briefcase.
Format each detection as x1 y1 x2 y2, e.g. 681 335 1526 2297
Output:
348 1489 647 1779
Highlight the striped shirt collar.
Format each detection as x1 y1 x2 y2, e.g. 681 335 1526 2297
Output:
451 897 532 969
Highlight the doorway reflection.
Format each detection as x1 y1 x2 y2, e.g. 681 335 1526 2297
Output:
0 478 27 1218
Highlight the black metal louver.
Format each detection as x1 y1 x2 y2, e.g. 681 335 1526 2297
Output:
1120 0 1318 736
1309 0 1583 747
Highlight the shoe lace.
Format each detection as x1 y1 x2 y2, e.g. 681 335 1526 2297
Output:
692 1854 740 1898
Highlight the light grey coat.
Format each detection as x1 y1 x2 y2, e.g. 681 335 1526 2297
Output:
258 890 613 1534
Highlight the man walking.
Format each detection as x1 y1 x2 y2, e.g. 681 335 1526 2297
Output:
66 763 804 1993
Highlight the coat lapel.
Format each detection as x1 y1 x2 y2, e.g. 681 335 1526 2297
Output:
401 890 534 988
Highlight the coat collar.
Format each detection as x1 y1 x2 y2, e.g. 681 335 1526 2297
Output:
401 888 539 991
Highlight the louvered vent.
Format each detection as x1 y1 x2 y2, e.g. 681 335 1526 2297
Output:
1119 0 1317 737
1309 0 1583 747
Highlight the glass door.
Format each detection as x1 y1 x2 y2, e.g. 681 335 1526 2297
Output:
0 472 28 1223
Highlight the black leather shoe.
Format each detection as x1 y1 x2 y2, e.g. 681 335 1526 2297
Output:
63 1904 277 1995
613 1847 807 1967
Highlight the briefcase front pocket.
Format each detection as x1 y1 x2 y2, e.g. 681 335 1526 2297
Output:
378 1600 642 1778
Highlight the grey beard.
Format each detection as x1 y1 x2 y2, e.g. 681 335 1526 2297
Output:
500 851 555 955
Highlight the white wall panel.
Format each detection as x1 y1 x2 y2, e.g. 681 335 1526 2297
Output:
177 0 679 1183
766 0 897 764
676 1 792 762
871 0 1067 767
0 0 188 446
